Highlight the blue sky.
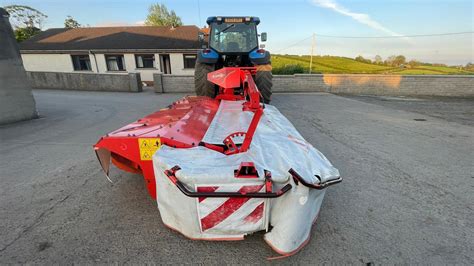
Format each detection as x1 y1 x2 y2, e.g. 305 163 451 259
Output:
2 0 473 64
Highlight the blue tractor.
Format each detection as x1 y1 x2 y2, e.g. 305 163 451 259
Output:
195 16 272 103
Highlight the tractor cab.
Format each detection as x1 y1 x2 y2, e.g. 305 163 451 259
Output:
206 16 261 54
197 16 269 66
195 16 273 103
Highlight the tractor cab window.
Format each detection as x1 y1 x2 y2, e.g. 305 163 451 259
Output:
209 22 258 53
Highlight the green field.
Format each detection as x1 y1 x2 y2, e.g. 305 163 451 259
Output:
272 55 474 75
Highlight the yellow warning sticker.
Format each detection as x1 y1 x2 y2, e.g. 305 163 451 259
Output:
138 138 161 161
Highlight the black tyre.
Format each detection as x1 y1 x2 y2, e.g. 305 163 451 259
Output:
194 62 215 97
255 67 273 104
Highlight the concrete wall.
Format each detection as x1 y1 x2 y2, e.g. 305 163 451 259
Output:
26 71 143 92
0 8 37 124
21 52 196 82
153 73 474 97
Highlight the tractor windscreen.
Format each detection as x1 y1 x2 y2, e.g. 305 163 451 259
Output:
209 22 258 53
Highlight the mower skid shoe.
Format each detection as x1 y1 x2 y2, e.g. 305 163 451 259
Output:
94 147 112 182
264 186 326 255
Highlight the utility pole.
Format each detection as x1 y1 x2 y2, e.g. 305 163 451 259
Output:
197 0 202 26
309 33 315 74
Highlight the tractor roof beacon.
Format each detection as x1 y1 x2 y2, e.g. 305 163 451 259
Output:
195 16 273 103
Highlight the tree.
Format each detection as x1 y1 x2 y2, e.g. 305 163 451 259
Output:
4 5 47 42
407 59 420 68
64 15 81 28
394 55 406 66
384 55 395 66
464 62 474 71
355 55 371 64
4 5 47 28
374 55 383 64
14 27 41 42
384 55 406 67
144 3 183 27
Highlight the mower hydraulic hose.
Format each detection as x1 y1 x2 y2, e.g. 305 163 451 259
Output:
288 168 342 189
164 166 292 198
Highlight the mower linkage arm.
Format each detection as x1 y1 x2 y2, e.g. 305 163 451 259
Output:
164 165 292 198
289 168 342 189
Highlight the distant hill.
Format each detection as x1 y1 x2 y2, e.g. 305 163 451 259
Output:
272 55 474 75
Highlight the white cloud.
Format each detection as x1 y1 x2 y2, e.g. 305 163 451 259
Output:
312 0 402 36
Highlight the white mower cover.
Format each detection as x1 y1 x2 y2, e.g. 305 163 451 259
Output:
153 101 340 255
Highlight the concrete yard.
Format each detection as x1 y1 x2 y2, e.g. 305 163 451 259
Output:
0 89 473 264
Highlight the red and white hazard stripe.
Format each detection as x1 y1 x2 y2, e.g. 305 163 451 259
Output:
196 184 267 234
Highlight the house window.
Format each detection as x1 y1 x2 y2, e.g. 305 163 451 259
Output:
105 55 126 71
135 54 155 68
183 54 197 69
71 55 92 71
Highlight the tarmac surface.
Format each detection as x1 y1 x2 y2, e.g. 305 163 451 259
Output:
1 89 473 264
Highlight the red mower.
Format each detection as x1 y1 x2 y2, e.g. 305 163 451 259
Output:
94 16 341 257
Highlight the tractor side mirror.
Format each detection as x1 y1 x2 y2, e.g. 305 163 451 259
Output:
261 32 267 42
198 32 206 48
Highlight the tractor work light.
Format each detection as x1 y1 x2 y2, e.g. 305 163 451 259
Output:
224 17 244 23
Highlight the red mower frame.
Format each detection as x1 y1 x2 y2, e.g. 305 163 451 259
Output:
94 67 266 199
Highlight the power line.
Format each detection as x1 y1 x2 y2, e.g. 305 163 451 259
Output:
273 31 474 53
315 31 474 39
273 35 313 53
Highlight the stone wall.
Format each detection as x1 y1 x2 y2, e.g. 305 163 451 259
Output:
27 71 142 92
154 73 474 97
274 74 474 97
154 73 194 93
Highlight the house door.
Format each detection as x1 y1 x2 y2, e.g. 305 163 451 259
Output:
159 54 171 74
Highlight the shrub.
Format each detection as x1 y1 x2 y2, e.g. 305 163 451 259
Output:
272 64 307 75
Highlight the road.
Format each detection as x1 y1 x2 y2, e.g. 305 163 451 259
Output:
1 89 473 264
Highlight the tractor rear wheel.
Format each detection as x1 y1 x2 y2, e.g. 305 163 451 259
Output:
255 65 273 104
194 62 215 97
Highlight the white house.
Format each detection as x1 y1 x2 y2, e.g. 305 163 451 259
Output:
19 25 201 84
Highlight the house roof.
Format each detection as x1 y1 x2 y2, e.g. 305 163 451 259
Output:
19 25 201 52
